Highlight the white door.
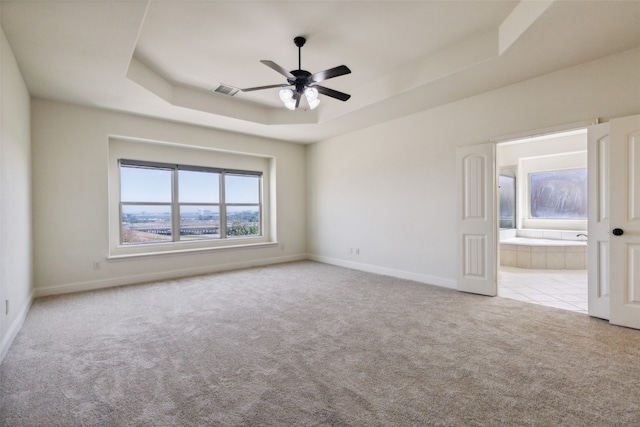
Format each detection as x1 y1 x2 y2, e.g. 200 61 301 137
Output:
609 114 640 330
456 143 497 296
587 123 610 319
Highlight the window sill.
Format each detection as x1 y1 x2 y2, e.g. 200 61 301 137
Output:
108 241 279 261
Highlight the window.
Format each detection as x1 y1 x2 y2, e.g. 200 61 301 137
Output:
499 175 516 229
529 169 587 219
120 160 262 245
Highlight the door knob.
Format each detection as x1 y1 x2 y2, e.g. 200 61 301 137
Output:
612 228 624 236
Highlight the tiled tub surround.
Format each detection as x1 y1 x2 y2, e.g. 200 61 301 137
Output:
500 230 588 270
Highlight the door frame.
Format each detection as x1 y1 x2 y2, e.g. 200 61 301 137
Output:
488 120 597 300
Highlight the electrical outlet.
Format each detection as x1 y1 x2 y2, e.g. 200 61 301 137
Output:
356 248 360 255
93 261 102 270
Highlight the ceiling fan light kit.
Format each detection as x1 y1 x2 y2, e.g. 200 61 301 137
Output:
305 87 320 110
241 36 351 110
279 88 296 110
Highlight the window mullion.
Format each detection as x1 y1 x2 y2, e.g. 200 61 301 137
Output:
220 172 227 239
259 176 263 236
172 167 180 242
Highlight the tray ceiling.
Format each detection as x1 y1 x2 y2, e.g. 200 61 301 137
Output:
1 1 639 143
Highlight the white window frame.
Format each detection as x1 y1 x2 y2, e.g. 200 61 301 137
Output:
519 151 588 231
119 159 263 244
108 137 275 259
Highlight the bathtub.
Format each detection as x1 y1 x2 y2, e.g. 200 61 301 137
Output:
500 237 587 270
501 237 587 247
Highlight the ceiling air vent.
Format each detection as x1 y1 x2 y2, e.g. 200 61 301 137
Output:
213 84 239 96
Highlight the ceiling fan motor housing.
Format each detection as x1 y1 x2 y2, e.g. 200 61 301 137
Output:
290 69 312 94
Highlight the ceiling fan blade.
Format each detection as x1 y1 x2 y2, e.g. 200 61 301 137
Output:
314 85 351 102
260 60 295 80
241 84 290 92
310 65 351 83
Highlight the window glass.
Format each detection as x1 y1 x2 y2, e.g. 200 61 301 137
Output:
225 175 260 204
226 206 260 237
179 205 220 240
121 166 172 203
499 175 516 229
530 169 587 218
179 170 219 203
121 204 172 244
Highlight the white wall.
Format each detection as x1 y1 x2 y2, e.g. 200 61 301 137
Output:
31 100 307 295
0 25 33 361
498 132 587 167
307 47 640 288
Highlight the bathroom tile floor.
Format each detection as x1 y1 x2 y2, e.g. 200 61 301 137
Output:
498 266 588 314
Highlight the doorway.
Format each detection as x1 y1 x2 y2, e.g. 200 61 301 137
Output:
496 129 588 313
457 114 640 329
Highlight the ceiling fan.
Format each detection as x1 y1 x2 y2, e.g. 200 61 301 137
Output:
241 36 351 110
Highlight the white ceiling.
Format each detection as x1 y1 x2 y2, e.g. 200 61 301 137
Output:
1 1 639 143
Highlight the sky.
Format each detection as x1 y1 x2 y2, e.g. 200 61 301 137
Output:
121 166 259 205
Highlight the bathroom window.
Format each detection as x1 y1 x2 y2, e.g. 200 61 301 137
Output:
529 169 587 218
499 175 516 229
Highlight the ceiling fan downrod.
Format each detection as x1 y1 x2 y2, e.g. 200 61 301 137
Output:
294 36 306 71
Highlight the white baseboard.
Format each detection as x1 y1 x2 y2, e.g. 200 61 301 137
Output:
0 290 34 365
310 255 457 290
35 254 308 297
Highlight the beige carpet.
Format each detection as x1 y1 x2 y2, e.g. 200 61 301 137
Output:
1 261 639 426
